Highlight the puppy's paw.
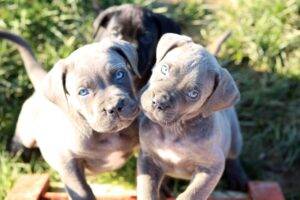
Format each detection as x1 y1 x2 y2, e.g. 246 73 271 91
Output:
176 193 191 200
176 195 185 200
224 158 249 192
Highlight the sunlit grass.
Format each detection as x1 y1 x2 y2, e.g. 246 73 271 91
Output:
0 0 299 199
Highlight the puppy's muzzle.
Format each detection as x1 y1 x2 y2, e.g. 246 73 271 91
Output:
101 94 139 121
152 92 173 111
103 98 126 117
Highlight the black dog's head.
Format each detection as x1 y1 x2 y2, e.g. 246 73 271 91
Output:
93 4 181 87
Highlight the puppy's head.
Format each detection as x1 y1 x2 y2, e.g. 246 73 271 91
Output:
43 39 140 133
93 4 180 78
140 33 240 125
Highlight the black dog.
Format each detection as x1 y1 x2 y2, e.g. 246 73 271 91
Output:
93 4 181 89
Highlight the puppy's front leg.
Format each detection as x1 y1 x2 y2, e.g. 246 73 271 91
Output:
58 158 95 200
177 161 225 200
137 151 164 200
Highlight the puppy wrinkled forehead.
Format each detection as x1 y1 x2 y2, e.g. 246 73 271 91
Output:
66 39 131 69
162 44 212 74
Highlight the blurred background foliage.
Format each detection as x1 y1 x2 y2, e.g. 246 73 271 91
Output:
0 0 299 199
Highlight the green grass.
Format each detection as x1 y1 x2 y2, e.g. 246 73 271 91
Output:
0 0 299 199
202 0 300 75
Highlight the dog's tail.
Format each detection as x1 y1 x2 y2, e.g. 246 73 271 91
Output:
208 31 232 56
92 0 103 14
0 30 47 90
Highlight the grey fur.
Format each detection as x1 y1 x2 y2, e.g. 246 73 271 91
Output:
1 31 140 200
137 33 245 200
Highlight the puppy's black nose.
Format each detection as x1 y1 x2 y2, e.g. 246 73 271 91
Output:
105 98 126 115
152 93 171 111
116 98 125 111
152 100 170 111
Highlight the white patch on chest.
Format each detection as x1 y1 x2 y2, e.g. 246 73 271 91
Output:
156 149 183 164
85 151 127 173
103 151 126 168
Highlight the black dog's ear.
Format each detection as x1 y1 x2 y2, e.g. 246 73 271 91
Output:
42 59 69 110
93 6 120 40
152 12 181 37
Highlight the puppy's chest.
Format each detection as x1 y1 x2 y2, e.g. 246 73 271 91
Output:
152 140 195 178
151 139 189 164
143 130 216 179
83 133 138 173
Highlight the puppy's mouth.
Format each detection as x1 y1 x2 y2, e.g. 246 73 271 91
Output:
90 118 132 134
90 104 140 134
145 109 179 126
118 104 140 121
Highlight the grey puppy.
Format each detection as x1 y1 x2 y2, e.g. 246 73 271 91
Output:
0 31 140 200
137 33 247 200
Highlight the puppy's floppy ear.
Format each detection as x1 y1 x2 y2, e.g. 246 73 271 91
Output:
152 12 181 37
42 59 69 110
112 41 140 78
201 67 240 118
156 33 192 62
93 6 120 39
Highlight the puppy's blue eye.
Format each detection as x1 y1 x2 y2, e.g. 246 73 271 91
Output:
78 88 90 96
115 70 125 80
111 30 120 37
111 27 120 37
161 64 169 76
187 89 199 99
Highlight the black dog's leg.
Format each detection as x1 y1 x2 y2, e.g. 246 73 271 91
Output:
160 177 173 199
7 135 34 162
224 158 249 191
